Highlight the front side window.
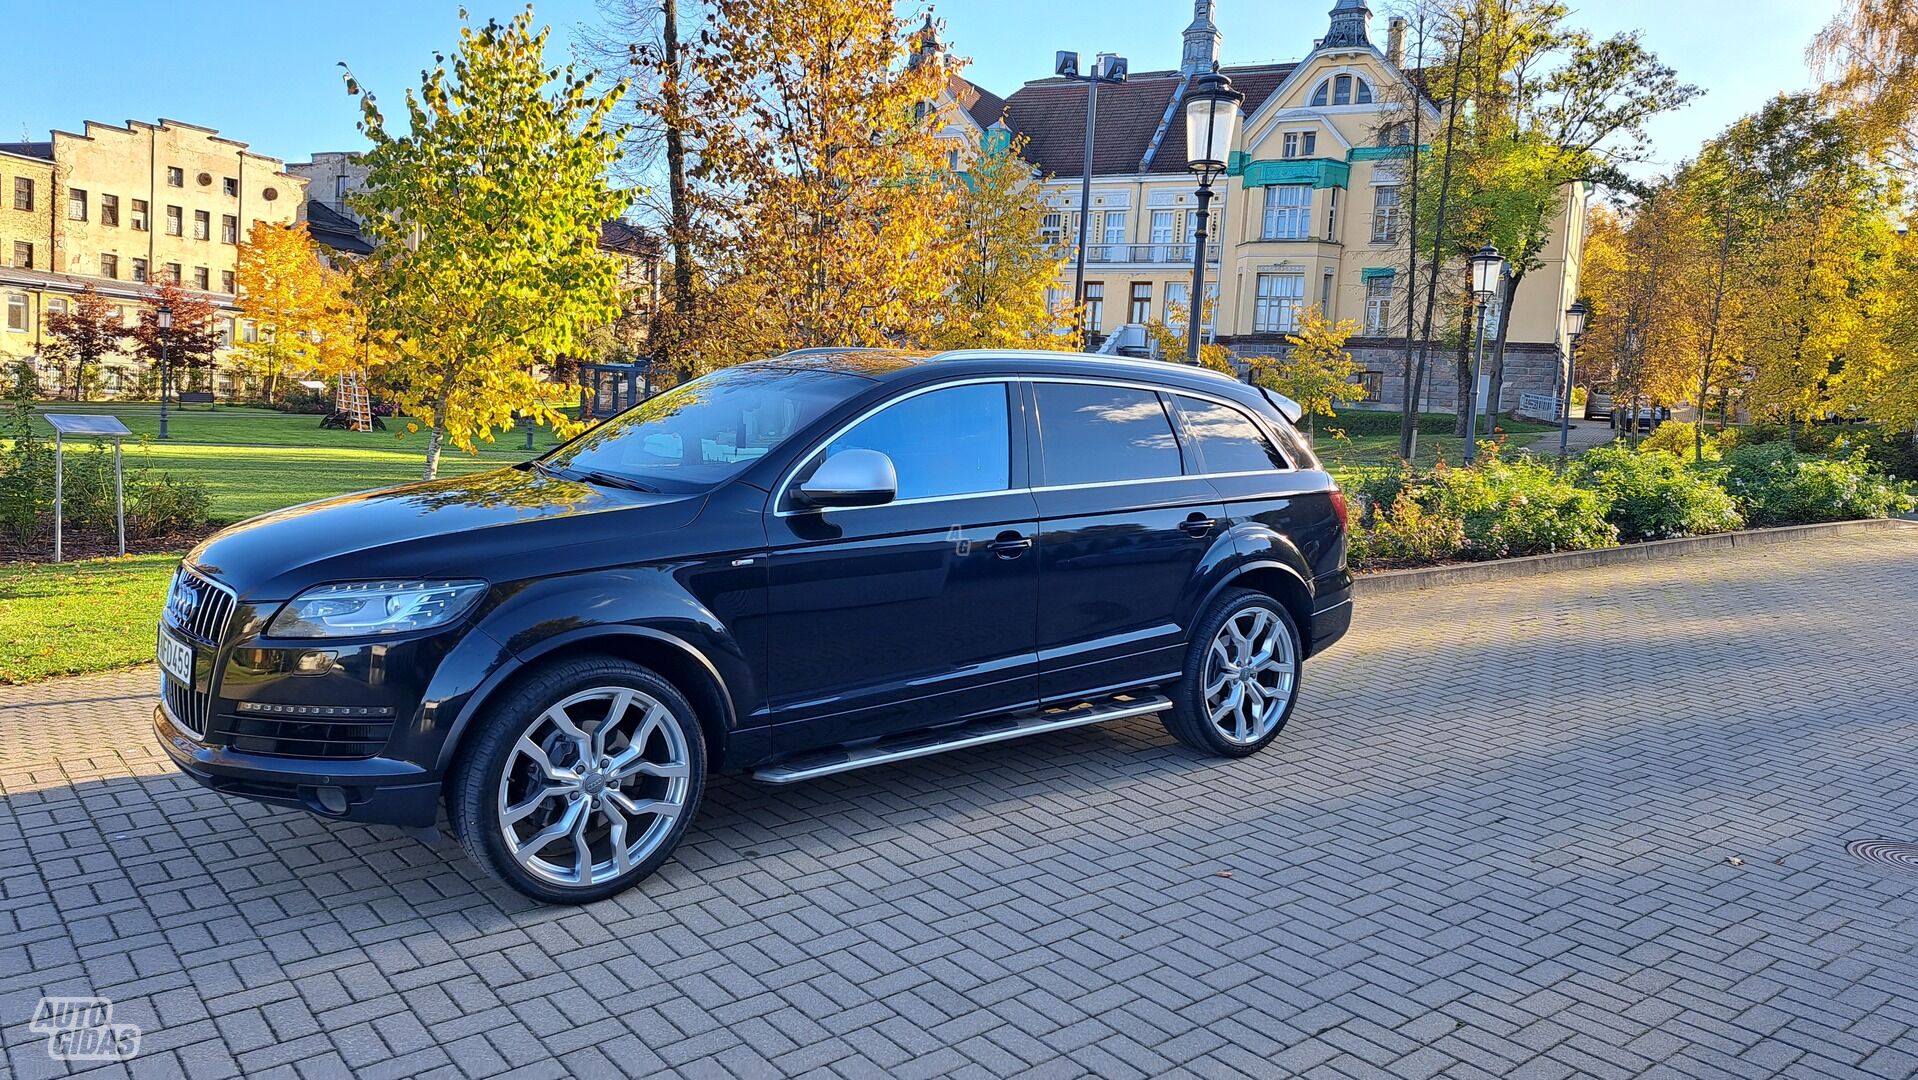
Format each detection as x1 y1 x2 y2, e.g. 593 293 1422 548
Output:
1173 395 1288 474
222 214 237 243
5 293 26 332
1150 209 1176 245
166 205 183 236
131 258 148 282
1253 272 1305 334
131 199 149 231
68 188 87 220
12 241 31 270
1040 211 1063 247
100 253 118 279
817 382 1010 502
546 364 868 493
166 166 184 187
1083 282 1104 331
193 210 210 240
1372 185 1402 243
165 262 182 284
1165 281 1191 328
101 193 119 226
12 177 32 211
1261 185 1310 240
1365 275 1394 335
223 176 239 196
1129 282 1152 324
1035 382 1181 486
194 266 210 290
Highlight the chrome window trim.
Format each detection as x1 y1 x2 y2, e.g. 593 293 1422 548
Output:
772 372 1311 518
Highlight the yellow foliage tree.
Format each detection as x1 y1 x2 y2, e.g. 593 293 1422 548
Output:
1258 306 1366 440
937 130 1075 350
1144 298 1233 374
234 221 357 403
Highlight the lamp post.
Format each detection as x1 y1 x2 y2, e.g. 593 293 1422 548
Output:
1055 49 1128 343
156 303 173 440
1182 70 1243 366
1558 299 1589 465
1461 244 1504 465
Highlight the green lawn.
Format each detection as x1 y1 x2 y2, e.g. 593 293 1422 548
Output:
1310 409 1556 475
0 554 177 683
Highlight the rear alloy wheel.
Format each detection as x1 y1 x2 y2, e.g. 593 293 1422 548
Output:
452 659 704 903
1163 589 1302 756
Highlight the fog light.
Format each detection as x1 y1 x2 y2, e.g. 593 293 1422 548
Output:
294 651 337 675
313 786 349 815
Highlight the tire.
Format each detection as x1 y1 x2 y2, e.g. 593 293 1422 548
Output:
1162 588 1303 757
449 656 706 904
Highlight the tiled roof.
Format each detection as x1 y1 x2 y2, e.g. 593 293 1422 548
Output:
599 219 661 258
304 202 375 256
0 141 53 161
946 73 1006 130
1003 62 1296 179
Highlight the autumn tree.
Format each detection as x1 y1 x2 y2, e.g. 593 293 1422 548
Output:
234 221 356 403
1257 307 1366 441
344 7 629 479
937 129 1074 350
42 285 124 401
681 0 967 367
1812 0 1918 169
1144 298 1232 374
126 280 222 398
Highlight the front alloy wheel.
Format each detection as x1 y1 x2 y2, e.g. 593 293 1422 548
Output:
1163 589 1302 756
452 658 705 903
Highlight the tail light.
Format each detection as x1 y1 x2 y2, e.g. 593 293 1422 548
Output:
1329 489 1349 530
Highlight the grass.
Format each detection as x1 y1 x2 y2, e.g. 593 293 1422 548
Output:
1311 409 1556 476
0 554 177 683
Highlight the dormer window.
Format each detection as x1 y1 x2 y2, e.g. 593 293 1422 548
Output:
1282 131 1318 158
1310 74 1372 107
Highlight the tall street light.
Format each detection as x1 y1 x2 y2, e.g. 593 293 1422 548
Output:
1461 244 1504 465
157 303 173 441
1055 49 1127 342
1558 299 1590 465
1182 70 1242 366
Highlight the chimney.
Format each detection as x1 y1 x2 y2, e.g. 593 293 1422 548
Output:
1182 0 1222 75
1386 17 1407 66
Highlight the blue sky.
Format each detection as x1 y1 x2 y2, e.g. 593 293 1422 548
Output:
3 0 1839 182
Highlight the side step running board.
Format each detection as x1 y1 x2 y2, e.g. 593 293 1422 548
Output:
752 691 1173 785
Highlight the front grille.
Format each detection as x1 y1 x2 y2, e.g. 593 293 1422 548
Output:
160 565 237 738
213 712 396 760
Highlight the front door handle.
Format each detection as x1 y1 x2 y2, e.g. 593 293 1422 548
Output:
988 532 1032 558
1180 515 1217 538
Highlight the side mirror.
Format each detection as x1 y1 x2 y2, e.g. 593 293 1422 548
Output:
796 449 897 509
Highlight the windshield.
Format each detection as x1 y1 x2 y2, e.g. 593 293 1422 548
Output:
542 365 869 492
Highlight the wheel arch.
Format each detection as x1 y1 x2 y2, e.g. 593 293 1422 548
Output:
1212 560 1314 648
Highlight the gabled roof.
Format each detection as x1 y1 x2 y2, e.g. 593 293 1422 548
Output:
304 202 374 256
945 72 1006 131
1003 62 1296 179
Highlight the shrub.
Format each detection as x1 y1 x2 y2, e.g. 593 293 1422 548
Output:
1721 443 1913 526
0 368 52 543
128 471 212 537
1638 420 1721 461
1570 445 1742 542
1348 492 1465 568
1414 446 1616 560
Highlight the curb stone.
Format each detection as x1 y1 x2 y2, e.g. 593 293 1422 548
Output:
1352 517 1917 596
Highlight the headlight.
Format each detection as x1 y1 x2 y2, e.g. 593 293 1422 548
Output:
267 580 487 638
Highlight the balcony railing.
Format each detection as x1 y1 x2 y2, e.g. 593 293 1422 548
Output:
1080 242 1222 265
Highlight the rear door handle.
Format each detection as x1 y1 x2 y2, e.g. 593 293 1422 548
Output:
988 532 1032 558
1180 516 1216 538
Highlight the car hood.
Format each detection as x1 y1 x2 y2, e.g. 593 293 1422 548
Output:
187 465 706 600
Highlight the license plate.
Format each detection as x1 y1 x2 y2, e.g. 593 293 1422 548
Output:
156 627 196 685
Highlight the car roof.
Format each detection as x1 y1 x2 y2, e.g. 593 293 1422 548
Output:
749 346 1244 388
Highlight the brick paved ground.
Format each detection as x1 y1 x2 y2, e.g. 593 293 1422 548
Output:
4 528 1918 1080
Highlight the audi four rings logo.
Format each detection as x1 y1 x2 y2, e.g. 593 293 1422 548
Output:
168 577 197 622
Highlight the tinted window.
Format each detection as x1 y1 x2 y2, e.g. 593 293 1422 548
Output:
548 365 863 492
823 383 1010 501
1036 383 1182 486
1175 395 1289 473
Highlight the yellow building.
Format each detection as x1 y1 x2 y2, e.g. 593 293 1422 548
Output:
931 0 1587 414
0 119 307 397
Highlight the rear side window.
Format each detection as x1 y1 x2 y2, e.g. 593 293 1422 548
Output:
1035 382 1182 486
1173 395 1290 474
824 382 1011 500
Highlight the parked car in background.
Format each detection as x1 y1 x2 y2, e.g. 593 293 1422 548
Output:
154 349 1352 902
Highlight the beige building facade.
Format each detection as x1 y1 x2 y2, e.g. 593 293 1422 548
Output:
0 119 306 396
930 0 1587 413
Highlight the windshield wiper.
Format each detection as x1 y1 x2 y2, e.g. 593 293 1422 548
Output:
567 467 659 493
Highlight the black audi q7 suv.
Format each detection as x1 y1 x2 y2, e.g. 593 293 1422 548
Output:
155 349 1351 902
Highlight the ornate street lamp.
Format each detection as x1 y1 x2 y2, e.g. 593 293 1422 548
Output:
157 303 174 441
1182 70 1242 365
1558 299 1590 464
1055 50 1128 342
1462 244 1505 464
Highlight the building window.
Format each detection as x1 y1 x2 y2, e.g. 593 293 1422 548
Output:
96 193 120 228
220 319 235 347
47 298 68 317
166 205 183 236
5 293 26 332
223 176 239 197
1128 282 1152 324
193 210 211 241
100 253 119 280
193 266 210 291
107 304 124 324
222 270 235 294
1165 281 1191 328
1101 210 1127 252
131 199 149 231
1365 275 1394 335
1310 74 1372 107
1371 185 1402 244
1321 269 1335 312
1380 121 1412 146
221 214 238 244
12 241 31 270
242 320 259 344
1324 187 1340 241
1039 211 1063 247
1083 282 1105 331
12 176 32 211
335 175 350 203
1356 370 1384 402
131 258 148 283
166 167 184 187
166 262 182 284
1261 185 1311 240
1253 272 1305 333
1282 131 1317 158
68 188 87 221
